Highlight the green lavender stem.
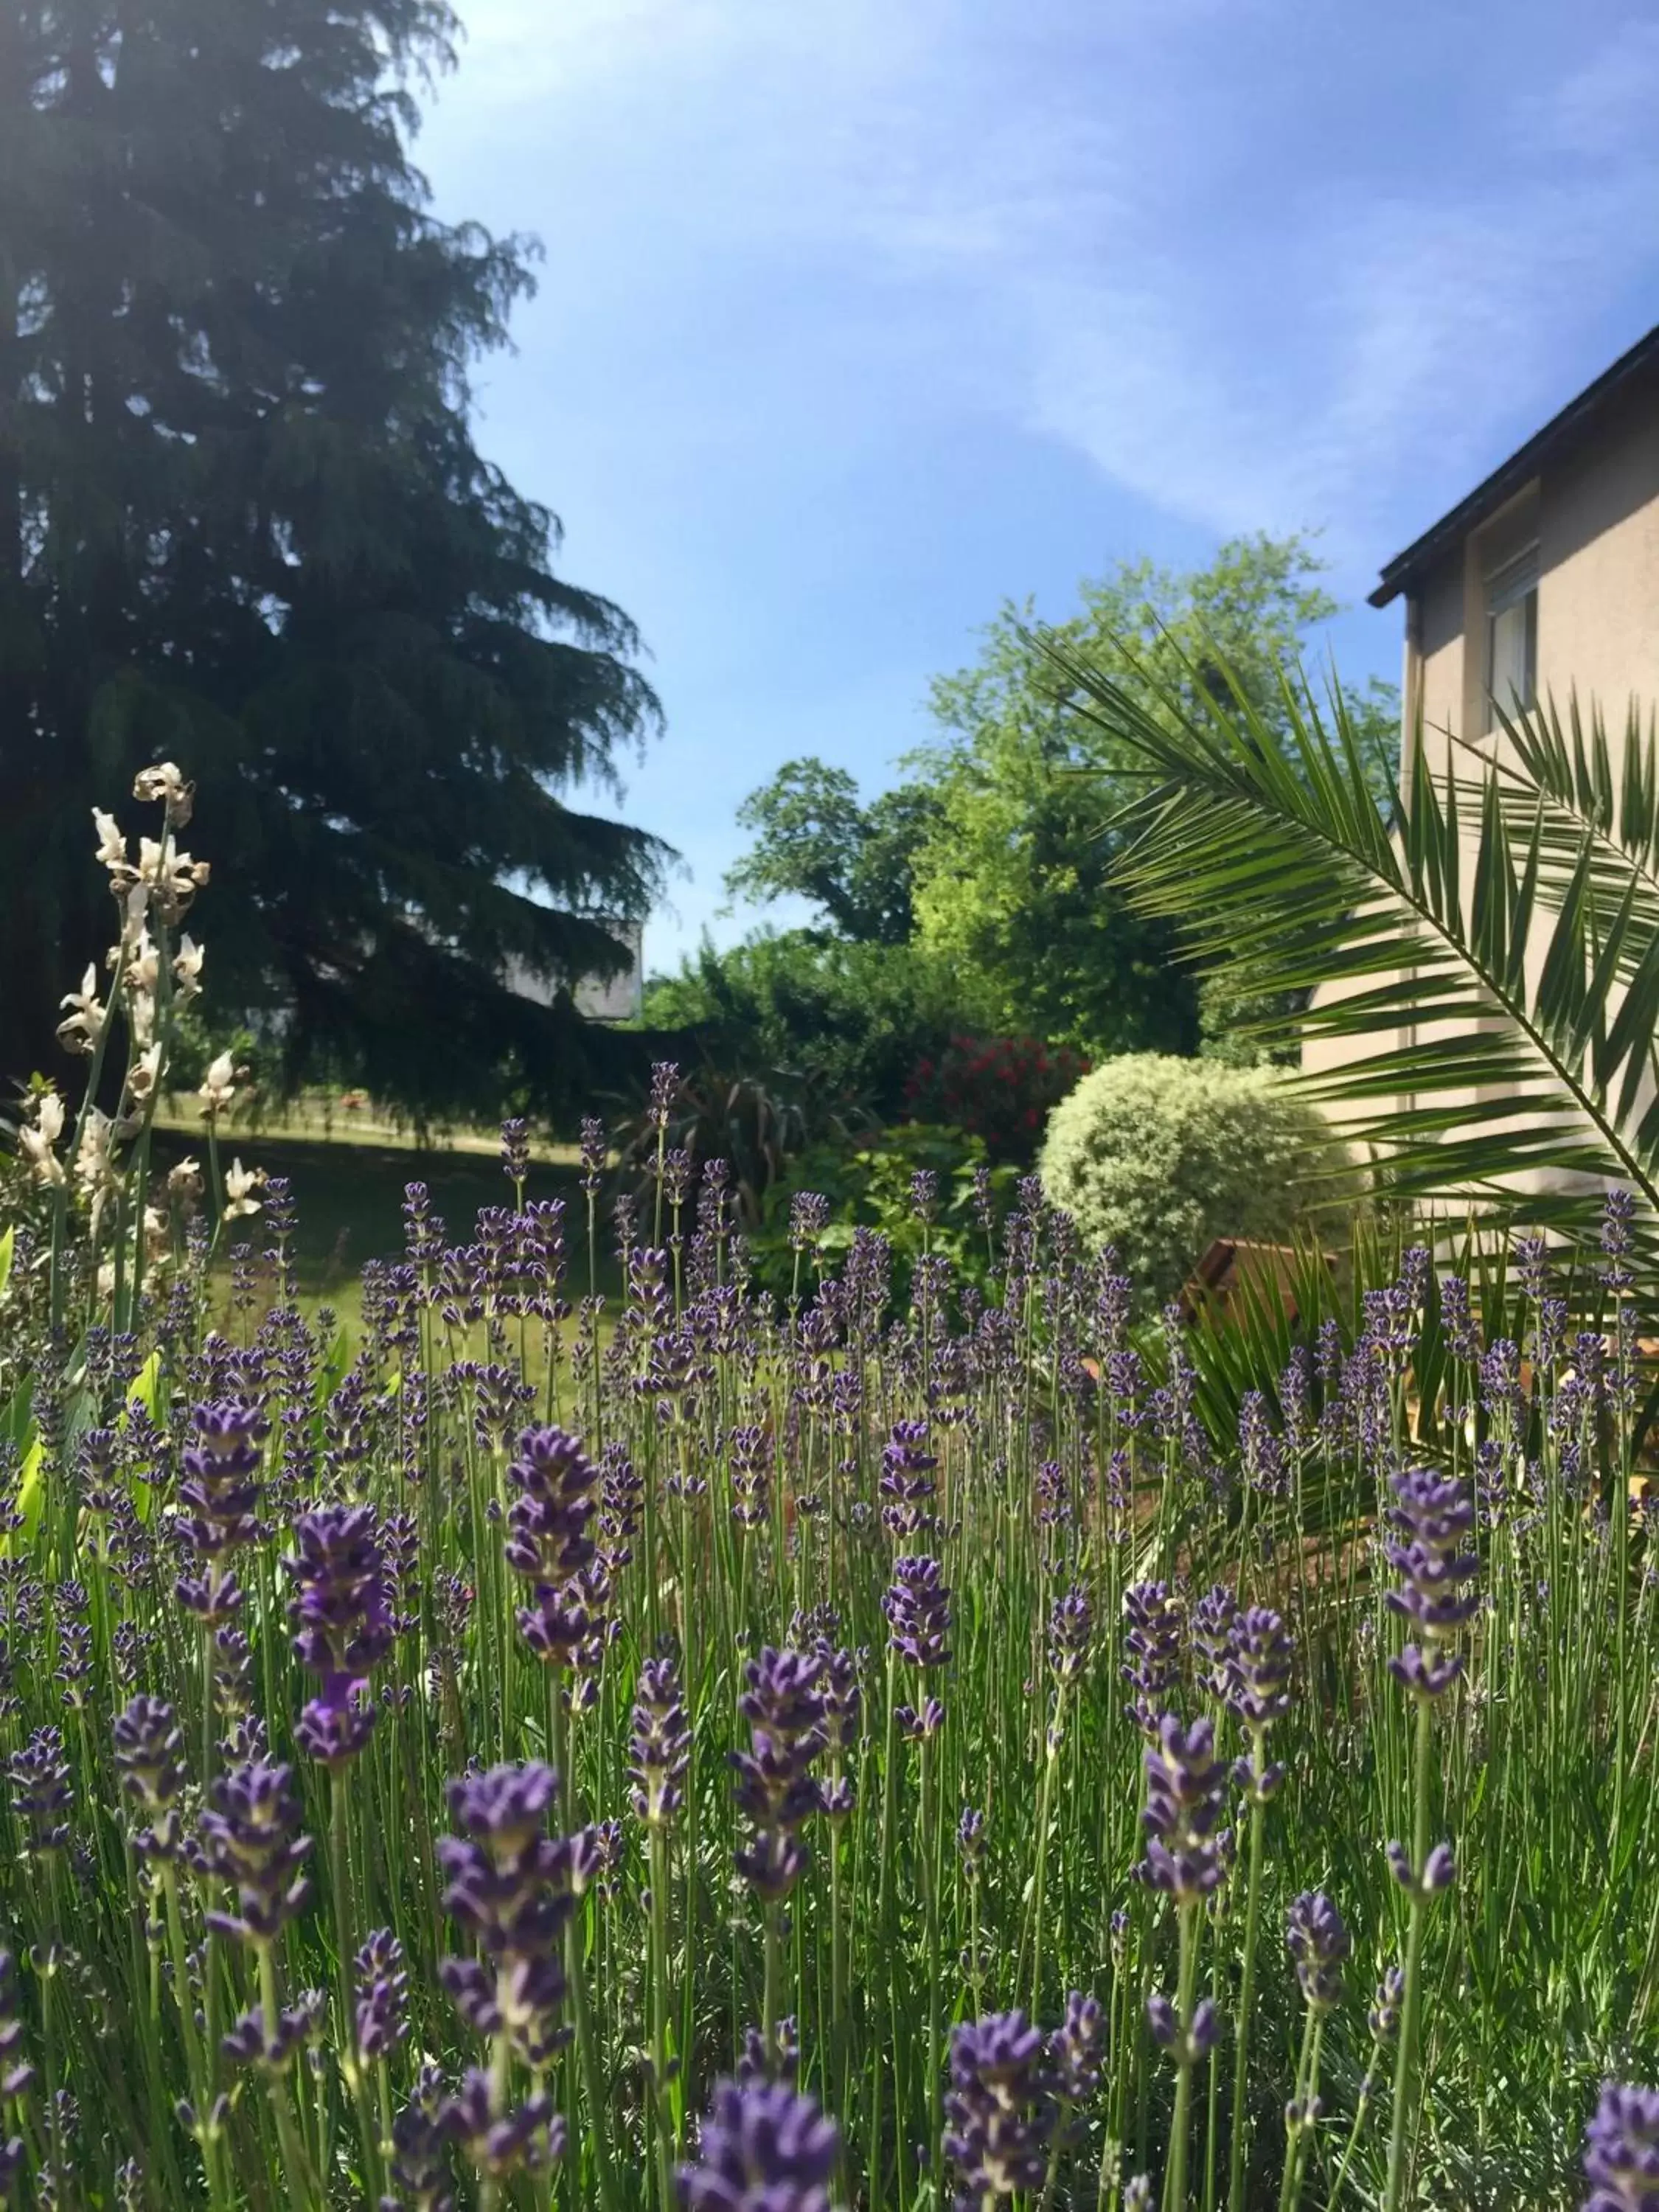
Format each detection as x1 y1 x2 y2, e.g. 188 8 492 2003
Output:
1384 1695 1436 2212
1227 1783 1267 2212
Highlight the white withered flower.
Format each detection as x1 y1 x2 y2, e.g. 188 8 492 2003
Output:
75 1109 118 1201
92 809 129 875
198 1051 237 1118
18 1091 66 1186
167 1156 203 1202
56 965 107 1056
223 1158 265 1222
123 929 160 997
133 762 192 826
173 935 205 1002
137 838 210 923
125 1043 164 1105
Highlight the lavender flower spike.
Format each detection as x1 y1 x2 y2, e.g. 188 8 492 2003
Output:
942 2010 1054 2205
1582 2079 1659 2212
678 2077 839 2212
883 1556 953 1669
630 1658 692 1828
1286 1891 1350 2012
197 1758 313 1945
285 1503 393 1766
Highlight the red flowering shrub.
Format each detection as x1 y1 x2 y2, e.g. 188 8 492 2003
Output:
902 1034 1088 1163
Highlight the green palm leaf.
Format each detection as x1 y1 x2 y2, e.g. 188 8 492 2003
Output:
1040 634 1659 1247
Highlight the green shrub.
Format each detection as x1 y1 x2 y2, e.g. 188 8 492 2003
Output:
1038 1053 1349 1307
751 1122 1018 1306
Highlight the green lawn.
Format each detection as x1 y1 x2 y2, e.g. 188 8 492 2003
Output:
150 1124 616 1318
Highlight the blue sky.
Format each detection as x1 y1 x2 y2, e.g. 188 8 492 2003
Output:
415 0 1659 972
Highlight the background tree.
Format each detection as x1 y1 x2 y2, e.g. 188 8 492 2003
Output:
906 533 1399 1057
724 759 942 945
640 931 981 1121
650 535 1399 1113
0 0 667 1121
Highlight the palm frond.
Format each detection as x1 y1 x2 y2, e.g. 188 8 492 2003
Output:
1040 634 1659 1248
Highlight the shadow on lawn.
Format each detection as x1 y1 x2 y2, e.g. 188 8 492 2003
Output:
151 1127 617 1314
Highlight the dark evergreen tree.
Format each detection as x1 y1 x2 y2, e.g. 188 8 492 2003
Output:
0 0 668 1119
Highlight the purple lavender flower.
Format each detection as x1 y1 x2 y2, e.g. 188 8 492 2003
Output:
678 2077 839 2212
731 1649 825 1902
813 1642 861 1755
384 2064 456 2211
501 1117 531 1190
728 1427 772 1531
355 1929 409 2062
630 1658 692 1827
879 1419 938 1540
437 1762 577 2070
1601 1189 1637 1294
1121 1581 1184 1737
177 1399 267 1548
1048 1588 1093 1687
942 2011 1054 2206
1385 1467 1478 1703
505 1426 602 1668
10 1726 72 1854
1147 1993 1219 2064
896 1696 946 1742
649 1061 680 1132
737 2015 801 2086
788 1192 831 1253
1368 1966 1405 2040
883 1556 952 1669
1286 1891 1349 2011
1141 1716 1228 1903
114 1695 187 1862
196 1758 313 1944
402 1183 446 1271
1034 1460 1070 1530
1050 1990 1104 2107
1438 1273 1478 1363
1385 1840 1456 1896
958 1805 987 1871
1227 1605 1294 1802
1191 1585 1239 1697
443 2067 565 2183
221 1986 326 2076
663 1147 695 1214
285 1503 393 1766
1582 2080 1659 2211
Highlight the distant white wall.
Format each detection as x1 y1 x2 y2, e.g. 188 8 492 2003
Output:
503 918 644 1023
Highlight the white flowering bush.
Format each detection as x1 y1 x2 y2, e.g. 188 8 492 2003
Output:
1037 1053 1348 1305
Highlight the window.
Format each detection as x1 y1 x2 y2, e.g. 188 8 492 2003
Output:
1486 546 1538 718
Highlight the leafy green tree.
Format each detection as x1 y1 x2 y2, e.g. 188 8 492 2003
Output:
907 534 1398 1057
641 930 984 1119
723 759 942 945
0 0 666 1118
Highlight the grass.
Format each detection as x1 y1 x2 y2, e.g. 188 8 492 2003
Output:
151 1117 617 1318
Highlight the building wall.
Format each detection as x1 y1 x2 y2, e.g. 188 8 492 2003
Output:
1304 368 1659 1178
501 917 644 1023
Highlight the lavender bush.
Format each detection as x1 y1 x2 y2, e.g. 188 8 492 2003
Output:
0 774 1655 2208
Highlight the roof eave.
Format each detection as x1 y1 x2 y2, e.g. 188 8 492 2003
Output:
1368 319 1659 611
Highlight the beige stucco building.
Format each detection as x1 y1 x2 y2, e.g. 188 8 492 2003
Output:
1372 321 1659 768
1304 326 1659 1189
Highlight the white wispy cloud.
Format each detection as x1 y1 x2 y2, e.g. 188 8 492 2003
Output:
442 0 1659 582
